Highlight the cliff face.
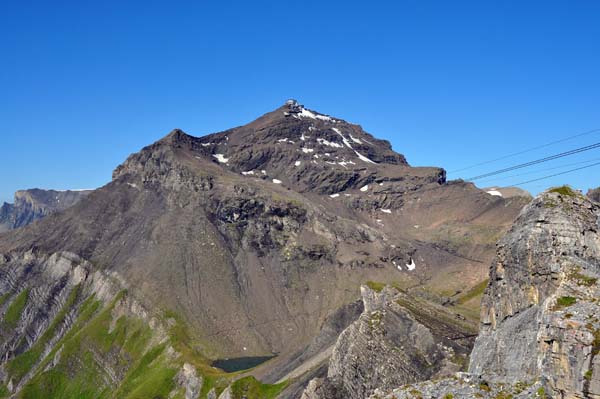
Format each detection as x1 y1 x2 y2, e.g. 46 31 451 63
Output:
469 186 600 398
0 189 90 232
368 187 600 399
588 187 600 203
302 285 476 399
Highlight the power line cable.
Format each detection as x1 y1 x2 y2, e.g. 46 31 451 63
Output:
466 142 600 181
450 128 600 173
509 161 600 186
476 157 600 184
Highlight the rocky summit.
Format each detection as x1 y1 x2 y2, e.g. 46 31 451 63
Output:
0 101 543 399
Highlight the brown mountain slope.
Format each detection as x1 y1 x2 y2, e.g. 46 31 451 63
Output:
0 101 528 383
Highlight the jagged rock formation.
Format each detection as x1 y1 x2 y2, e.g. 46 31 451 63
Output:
0 101 528 398
301 284 476 399
588 187 600 203
470 186 600 397
371 373 544 399
0 189 90 232
366 186 600 399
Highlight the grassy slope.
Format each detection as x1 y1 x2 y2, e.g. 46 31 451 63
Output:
1 288 286 399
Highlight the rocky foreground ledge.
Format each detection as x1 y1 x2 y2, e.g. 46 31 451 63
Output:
304 186 600 399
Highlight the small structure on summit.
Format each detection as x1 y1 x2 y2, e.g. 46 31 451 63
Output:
284 98 302 116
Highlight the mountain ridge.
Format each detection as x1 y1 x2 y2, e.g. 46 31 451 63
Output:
0 101 530 398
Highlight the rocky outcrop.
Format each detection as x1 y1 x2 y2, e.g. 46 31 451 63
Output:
468 186 600 398
175 363 203 399
344 187 600 399
0 189 90 232
370 373 544 399
302 285 475 399
588 187 600 203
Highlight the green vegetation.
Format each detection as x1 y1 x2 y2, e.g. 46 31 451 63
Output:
443 394 454 399
230 376 288 399
4 289 29 328
553 296 577 310
115 345 177 399
365 281 386 292
536 386 548 398
592 328 600 355
0 292 10 307
456 279 489 305
513 381 530 394
549 186 579 197
7 285 81 382
585 370 593 381
570 272 598 287
479 381 491 392
2 288 286 399
18 291 180 399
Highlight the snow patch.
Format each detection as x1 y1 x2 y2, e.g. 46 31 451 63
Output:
302 148 315 153
381 209 392 214
360 185 369 192
355 150 376 164
329 193 340 198
297 107 333 122
406 258 416 271
294 161 301 167
486 190 503 197
201 143 213 147
349 134 362 144
212 154 229 163
261 170 267 175
317 138 344 148
241 171 254 175
332 128 352 148
272 179 282 184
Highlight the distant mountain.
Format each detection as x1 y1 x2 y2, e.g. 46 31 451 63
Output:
0 188 91 232
0 100 529 398
482 186 532 199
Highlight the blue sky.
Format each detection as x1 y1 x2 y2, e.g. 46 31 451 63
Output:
1 1 599 203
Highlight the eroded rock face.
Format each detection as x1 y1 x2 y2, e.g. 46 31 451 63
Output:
470 187 600 398
0 189 90 232
588 187 600 203
302 285 475 399
357 188 600 399
370 373 543 399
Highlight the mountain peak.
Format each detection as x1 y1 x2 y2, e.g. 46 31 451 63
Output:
116 103 445 196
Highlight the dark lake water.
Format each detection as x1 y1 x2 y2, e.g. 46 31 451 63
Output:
212 355 276 372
